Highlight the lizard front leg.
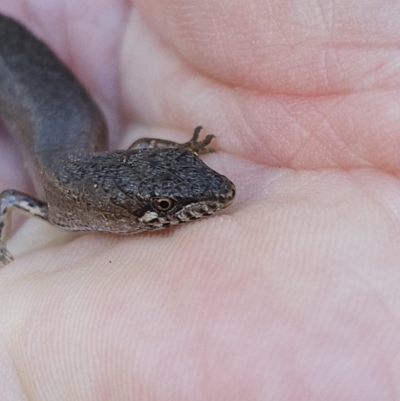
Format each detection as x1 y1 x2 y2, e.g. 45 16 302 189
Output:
0 190 48 265
128 126 216 155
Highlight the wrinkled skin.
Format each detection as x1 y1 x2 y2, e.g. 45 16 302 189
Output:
1 0 400 400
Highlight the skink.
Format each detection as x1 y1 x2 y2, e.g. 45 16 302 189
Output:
0 14 235 264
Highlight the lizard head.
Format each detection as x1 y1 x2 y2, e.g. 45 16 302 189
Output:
45 147 235 234
122 147 236 231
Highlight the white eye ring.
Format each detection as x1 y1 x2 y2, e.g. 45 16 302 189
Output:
152 198 175 212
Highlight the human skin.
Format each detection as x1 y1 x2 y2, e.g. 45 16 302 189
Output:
1 0 400 400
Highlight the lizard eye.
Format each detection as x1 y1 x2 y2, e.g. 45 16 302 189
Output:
152 197 175 212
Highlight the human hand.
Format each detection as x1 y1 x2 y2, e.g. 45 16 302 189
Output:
1 0 400 400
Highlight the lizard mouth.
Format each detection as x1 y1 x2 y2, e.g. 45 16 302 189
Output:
139 182 236 230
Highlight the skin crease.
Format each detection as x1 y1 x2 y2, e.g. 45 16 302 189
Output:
1 0 400 399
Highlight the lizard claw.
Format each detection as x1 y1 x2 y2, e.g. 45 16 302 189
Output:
180 126 216 155
0 244 14 265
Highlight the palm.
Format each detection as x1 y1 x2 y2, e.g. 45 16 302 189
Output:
1 1 399 400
